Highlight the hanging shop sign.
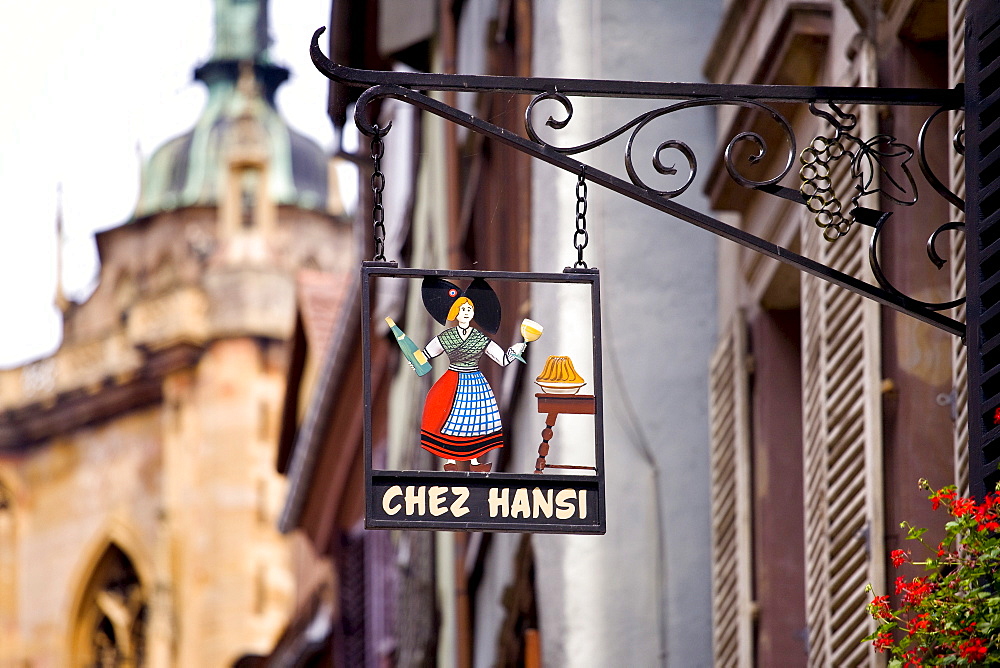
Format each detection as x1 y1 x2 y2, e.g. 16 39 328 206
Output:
362 265 606 534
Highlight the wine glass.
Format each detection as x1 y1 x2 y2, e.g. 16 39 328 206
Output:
512 318 543 363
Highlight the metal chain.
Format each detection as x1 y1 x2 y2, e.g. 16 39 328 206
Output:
574 170 589 268
370 126 386 261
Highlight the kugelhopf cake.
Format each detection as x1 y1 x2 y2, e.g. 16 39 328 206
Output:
535 356 586 394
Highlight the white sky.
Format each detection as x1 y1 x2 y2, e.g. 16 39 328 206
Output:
0 0 347 368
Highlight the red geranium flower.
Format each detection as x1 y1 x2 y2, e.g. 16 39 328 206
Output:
874 631 894 652
952 497 976 517
867 480 1000 663
896 577 935 606
959 638 988 662
930 487 957 510
906 613 931 636
869 594 891 619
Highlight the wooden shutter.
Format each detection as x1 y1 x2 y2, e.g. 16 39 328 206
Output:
950 0 970 496
708 312 754 668
800 76 885 666
964 0 1000 499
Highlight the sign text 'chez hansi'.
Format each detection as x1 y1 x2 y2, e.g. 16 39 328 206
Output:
362 266 606 534
368 472 601 532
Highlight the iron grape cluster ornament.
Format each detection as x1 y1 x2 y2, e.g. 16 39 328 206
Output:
362 265 606 534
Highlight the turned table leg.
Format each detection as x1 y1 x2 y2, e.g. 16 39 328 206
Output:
535 412 558 473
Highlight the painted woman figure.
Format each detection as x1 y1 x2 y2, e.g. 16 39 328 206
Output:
417 278 525 472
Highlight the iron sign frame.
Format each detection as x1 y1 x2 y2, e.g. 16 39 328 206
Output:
361 263 606 534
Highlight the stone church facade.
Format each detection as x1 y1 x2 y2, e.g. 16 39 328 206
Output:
0 1 351 664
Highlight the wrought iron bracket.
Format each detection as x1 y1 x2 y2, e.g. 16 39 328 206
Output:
311 28 966 339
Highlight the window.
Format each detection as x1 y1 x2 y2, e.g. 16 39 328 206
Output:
0 484 15 650
72 545 147 668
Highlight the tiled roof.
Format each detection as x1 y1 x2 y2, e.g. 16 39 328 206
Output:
296 269 352 357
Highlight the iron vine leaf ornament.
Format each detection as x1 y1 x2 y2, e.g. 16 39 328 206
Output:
850 134 918 207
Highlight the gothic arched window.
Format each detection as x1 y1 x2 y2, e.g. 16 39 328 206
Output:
0 484 15 641
72 544 147 668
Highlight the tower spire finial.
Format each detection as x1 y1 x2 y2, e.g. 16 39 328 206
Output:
194 0 287 105
55 184 69 314
210 0 271 63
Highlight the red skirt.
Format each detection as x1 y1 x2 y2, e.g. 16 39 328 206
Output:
420 370 504 460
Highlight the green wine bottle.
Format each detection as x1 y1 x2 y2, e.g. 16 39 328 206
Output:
385 318 433 376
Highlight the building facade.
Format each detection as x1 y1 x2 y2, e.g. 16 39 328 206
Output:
5 1 983 666
274 1 720 666
0 1 350 664
263 0 1000 666
705 0 970 665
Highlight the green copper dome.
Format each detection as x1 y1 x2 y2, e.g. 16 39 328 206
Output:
133 0 327 219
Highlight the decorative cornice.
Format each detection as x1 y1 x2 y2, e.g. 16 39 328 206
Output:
0 342 204 450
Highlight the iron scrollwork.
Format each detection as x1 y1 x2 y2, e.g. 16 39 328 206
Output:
524 92 796 199
918 105 966 211
309 26 966 337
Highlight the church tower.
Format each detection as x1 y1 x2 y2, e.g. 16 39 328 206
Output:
0 1 351 664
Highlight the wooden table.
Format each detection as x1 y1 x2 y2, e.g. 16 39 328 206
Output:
534 393 597 473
